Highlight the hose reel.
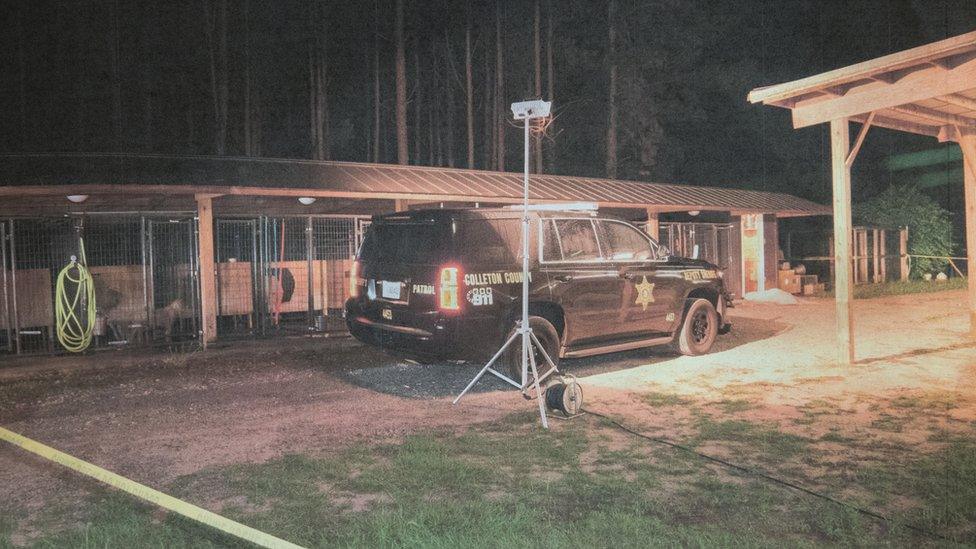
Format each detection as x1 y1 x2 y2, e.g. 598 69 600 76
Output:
55 239 96 353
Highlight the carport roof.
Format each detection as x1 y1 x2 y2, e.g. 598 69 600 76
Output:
0 153 830 217
748 29 976 140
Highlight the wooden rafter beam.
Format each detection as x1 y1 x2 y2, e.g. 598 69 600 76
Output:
888 104 976 128
790 55 976 128
941 93 976 112
851 113 941 138
846 112 875 168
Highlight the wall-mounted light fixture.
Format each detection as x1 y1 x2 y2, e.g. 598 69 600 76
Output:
298 197 316 205
67 195 89 203
688 210 700 216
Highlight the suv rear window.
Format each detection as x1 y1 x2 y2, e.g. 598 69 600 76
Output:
358 221 452 264
552 219 602 261
458 218 522 264
599 220 656 261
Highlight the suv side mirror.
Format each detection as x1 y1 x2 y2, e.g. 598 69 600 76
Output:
658 246 670 260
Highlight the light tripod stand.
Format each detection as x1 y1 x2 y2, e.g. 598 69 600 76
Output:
453 99 558 428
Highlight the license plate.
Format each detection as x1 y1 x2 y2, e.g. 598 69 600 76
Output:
380 280 401 300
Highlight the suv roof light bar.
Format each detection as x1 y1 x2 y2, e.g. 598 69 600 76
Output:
504 202 598 212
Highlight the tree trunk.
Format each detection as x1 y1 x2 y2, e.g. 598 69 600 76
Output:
413 45 422 165
308 50 318 158
110 0 123 152
141 3 155 151
74 7 86 149
204 0 228 156
308 1 330 160
394 0 409 164
243 0 254 155
18 5 28 146
445 31 456 168
494 1 505 172
372 0 381 163
465 8 475 169
483 34 493 170
546 0 555 172
428 42 436 166
605 0 618 179
533 0 543 174
218 0 228 155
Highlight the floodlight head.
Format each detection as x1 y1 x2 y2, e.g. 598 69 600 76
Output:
511 99 552 120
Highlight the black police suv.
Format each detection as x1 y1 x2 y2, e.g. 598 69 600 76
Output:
346 208 732 377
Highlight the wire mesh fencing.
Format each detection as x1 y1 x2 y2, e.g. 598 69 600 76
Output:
0 213 370 357
659 222 735 269
214 215 367 339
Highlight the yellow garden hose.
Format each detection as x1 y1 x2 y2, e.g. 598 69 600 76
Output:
55 239 96 352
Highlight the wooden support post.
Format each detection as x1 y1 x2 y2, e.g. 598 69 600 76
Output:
828 236 835 282
196 195 218 347
785 230 792 263
394 199 408 212
960 133 976 338
645 209 660 241
899 227 909 281
879 229 887 282
858 230 869 284
871 229 882 284
830 118 855 365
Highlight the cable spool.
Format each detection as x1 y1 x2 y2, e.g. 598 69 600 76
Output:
545 375 583 416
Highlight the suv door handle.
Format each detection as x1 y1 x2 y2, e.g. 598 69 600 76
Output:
553 274 573 283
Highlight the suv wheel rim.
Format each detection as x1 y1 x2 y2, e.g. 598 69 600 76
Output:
691 310 710 344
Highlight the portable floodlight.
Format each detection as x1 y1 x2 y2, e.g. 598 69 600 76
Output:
510 99 551 120
454 99 560 429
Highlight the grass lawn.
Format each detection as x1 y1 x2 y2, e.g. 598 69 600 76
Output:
822 277 967 299
3 395 973 549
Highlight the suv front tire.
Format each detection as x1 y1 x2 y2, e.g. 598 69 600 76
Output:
675 298 719 356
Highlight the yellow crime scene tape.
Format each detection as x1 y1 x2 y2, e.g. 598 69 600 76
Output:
0 427 305 549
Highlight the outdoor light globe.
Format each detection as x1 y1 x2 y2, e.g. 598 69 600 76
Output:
298 197 316 205
66 195 89 203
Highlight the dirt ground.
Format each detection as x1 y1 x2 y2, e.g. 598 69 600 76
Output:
1 289 974 541
585 288 976 402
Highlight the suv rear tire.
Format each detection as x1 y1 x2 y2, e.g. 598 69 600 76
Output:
505 316 560 384
675 298 718 356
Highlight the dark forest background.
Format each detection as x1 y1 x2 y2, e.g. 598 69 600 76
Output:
0 0 974 209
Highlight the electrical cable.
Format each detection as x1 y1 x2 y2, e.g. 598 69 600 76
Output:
55 238 96 353
582 407 955 544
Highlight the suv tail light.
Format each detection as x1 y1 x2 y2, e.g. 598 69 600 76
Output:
350 260 361 298
438 266 461 311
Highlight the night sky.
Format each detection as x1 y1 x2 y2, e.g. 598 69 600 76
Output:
0 1 973 212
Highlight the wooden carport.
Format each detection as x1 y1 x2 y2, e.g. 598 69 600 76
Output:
749 30 976 365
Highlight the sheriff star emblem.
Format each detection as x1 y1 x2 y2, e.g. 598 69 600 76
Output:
634 276 655 311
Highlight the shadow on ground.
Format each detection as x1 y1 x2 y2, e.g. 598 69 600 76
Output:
339 317 788 398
